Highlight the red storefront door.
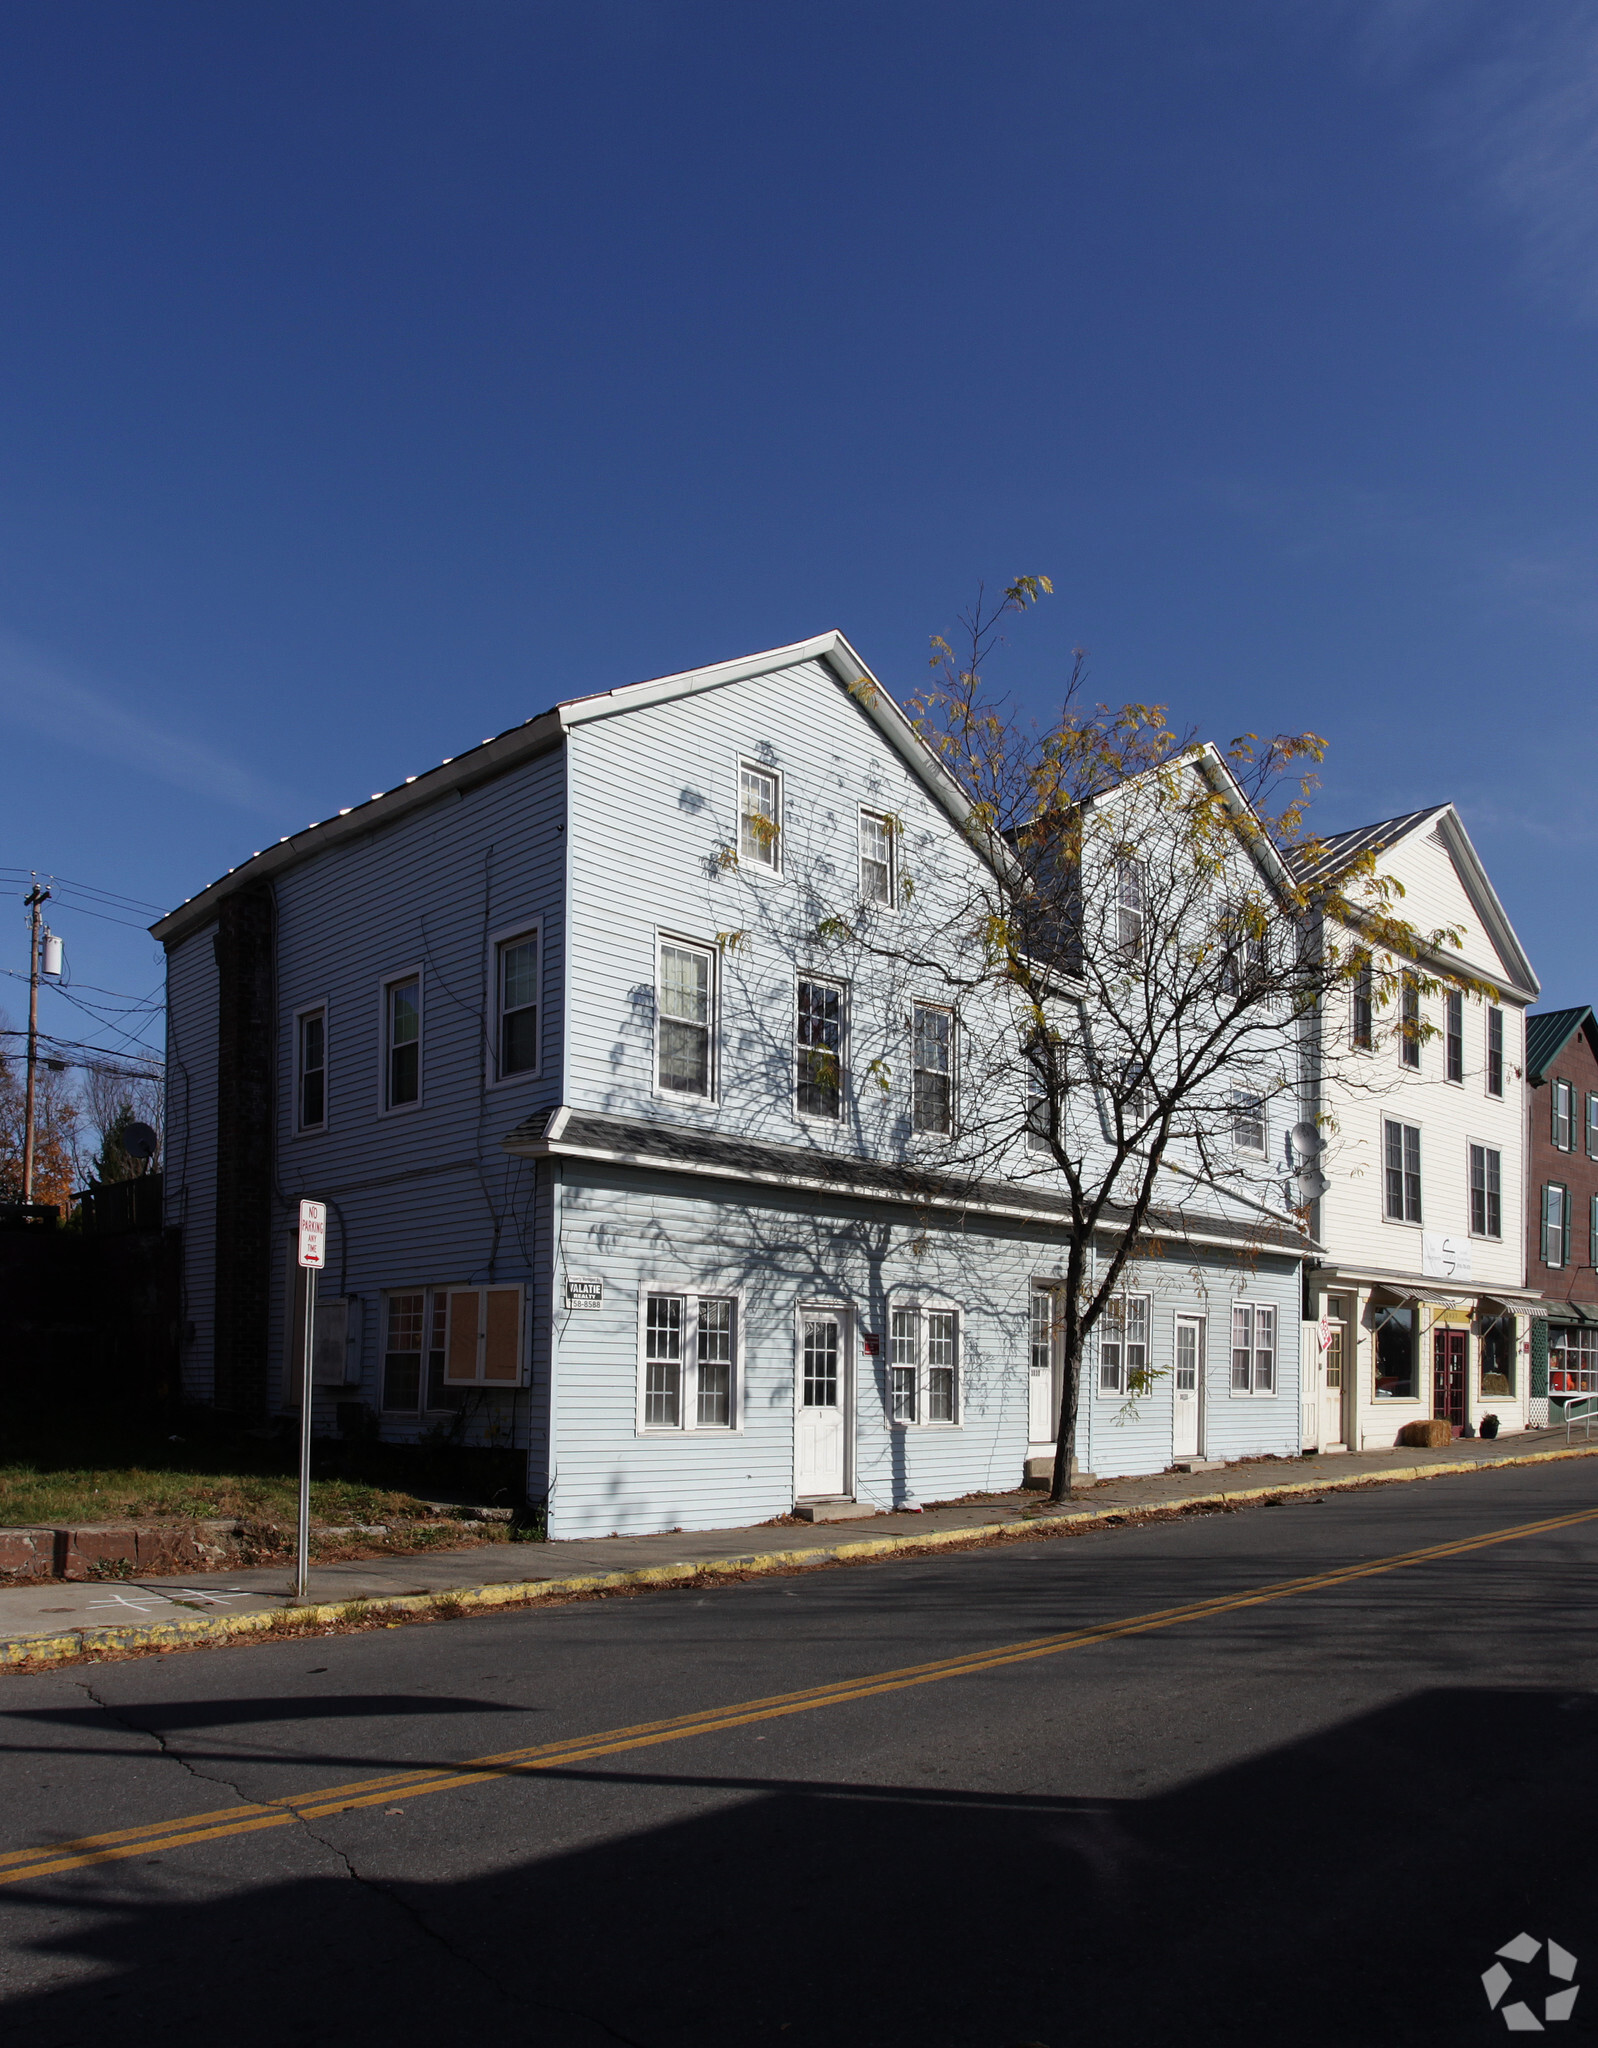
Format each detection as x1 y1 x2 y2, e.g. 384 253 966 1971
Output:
1433 1328 1467 1429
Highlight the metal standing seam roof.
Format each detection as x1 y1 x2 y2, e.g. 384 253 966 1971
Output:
1290 806 1449 886
1525 1006 1598 1083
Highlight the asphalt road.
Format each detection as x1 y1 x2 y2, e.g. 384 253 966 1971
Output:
3 1460 1598 2048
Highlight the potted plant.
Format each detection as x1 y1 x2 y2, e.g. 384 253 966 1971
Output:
1480 1413 1500 1440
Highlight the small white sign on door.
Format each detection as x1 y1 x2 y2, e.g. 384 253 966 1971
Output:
565 1277 603 1311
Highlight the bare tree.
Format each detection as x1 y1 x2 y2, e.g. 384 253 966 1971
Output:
80 1062 164 1182
813 581 1486 1502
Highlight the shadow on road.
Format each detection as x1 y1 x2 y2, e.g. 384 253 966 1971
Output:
8 1686 1598 2047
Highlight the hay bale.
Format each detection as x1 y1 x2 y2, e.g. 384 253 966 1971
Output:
1397 1418 1454 1449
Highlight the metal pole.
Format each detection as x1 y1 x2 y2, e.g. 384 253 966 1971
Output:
296 1262 317 1602
21 884 48 1205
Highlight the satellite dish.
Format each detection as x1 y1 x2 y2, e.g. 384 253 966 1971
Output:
1289 1121 1323 1160
1294 1167 1329 1202
123 1122 159 1161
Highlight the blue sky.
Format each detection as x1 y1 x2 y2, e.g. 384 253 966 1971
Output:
3 0 1597 1073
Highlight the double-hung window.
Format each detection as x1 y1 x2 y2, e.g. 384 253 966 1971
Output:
1116 862 1145 960
888 1305 959 1424
384 975 421 1108
1469 1143 1502 1239
859 810 894 907
1098 1295 1149 1396
1486 1006 1504 1097
1588 1092 1598 1161
642 1291 737 1429
1025 1053 1052 1155
1445 991 1463 1083
1399 973 1421 1070
657 940 714 1098
1552 1079 1576 1152
296 1006 326 1132
1543 1184 1571 1269
1383 1119 1422 1223
381 1289 495 1411
912 1002 953 1133
1591 1193 1598 1273
1351 959 1374 1050
1232 1091 1266 1153
496 930 539 1078
738 762 781 871
796 978 844 1119
1231 1303 1277 1394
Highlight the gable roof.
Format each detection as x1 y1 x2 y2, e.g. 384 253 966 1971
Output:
1293 802 1538 1001
1526 1005 1598 1083
151 631 971 947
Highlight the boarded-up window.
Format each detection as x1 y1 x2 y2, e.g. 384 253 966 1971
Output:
443 1287 524 1385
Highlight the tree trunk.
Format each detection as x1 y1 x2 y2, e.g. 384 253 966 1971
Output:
1049 1324 1085 1504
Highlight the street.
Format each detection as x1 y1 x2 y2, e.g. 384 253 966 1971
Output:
3 1459 1598 2047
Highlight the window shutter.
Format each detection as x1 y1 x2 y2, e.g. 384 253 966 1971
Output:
445 1290 481 1384
483 1288 522 1382
311 1297 353 1386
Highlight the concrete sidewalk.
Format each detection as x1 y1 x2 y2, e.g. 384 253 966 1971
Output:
3 1427 1592 1668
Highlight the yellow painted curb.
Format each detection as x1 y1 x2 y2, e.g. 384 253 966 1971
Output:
4 1438 1596 1671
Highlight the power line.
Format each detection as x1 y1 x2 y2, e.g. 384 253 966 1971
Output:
0 869 169 916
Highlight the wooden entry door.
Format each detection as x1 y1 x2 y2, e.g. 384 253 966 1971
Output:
1172 1315 1204 1458
796 1311 850 1498
1432 1328 1467 1429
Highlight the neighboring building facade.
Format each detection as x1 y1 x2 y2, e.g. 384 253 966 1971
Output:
157 634 1309 1538
1524 1006 1598 1409
1301 807 1542 1450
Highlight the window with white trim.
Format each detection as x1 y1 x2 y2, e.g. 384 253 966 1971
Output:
1383 1118 1422 1223
296 1006 326 1132
1543 1183 1571 1269
1587 1091 1598 1161
642 1291 738 1429
1551 1324 1598 1398
1230 1302 1276 1394
1445 990 1463 1083
384 975 421 1108
1025 1055 1052 1155
796 978 844 1119
1098 1294 1149 1396
379 1289 476 1413
1552 1079 1576 1152
1231 1091 1265 1153
1469 1143 1501 1239
657 940 715 1098
888 1305 959 1424
859 809 894 907
1486 1006 1504 1097
1116 861 1145 959
496 930 540 1078
738 762 781 871
912 1003 953 1133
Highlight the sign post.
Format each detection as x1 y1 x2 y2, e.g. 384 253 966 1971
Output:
295 1200 326 1603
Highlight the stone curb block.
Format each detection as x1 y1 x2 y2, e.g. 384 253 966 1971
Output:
3 1440 1594 1671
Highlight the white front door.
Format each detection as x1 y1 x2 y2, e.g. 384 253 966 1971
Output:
1028 1288 1061 1444
1173 1315 1204 1458
1320 1309 1348 1449
796 1311 849 1498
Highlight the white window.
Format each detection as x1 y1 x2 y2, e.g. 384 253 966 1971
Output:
1383 1118 1422 1224
738 761 781 871
496 929 540 1078
1098 1294 1149 1396
888 1304 959 1424
657 939 715 1098
1552 1079 1576 1152
1486 1006 1504 1097
796 978 845 1119
1230 1302 1276 1394
1400 973 1420 1070
1588 1091 1598 1161
1469 1143 1501 1239
380 1290 464 1414
859 810 895 907
441 1286 525 1386
383 973 421 1109
1445 990 1463 1083
1231 1091 1266 1153
640 1291 738 1430
295 1005 326 1132
1352 959 1374 1050
1543 1183 1571 1269
1116 861 1145 959
912 1003 953 1133
1025 1054 1052 1155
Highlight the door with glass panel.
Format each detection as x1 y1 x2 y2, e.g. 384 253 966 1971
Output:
1172 1314 1204 1458
1319 1296 1349 1448
796 1310 850 1498
1029 1289 1062 1445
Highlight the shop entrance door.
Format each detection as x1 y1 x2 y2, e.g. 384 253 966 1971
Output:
1432 1327 1467 1430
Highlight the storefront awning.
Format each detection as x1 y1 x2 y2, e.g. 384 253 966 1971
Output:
1542 1301 1598 1327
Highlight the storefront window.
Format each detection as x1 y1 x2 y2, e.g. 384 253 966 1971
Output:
1549 1326 1598 1399
1479 1315 1516 1398
1372 1305 1416 1399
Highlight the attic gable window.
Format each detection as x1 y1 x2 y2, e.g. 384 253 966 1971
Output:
1115 861 1145 960
738 763 781 871
859 810 894 907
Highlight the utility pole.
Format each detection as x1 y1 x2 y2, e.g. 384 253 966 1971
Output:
21 882 49 1205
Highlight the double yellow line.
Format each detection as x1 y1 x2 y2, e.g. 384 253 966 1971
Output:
6 1500 1595 1889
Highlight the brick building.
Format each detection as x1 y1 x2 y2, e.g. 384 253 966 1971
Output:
1525 1005 1598 1406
